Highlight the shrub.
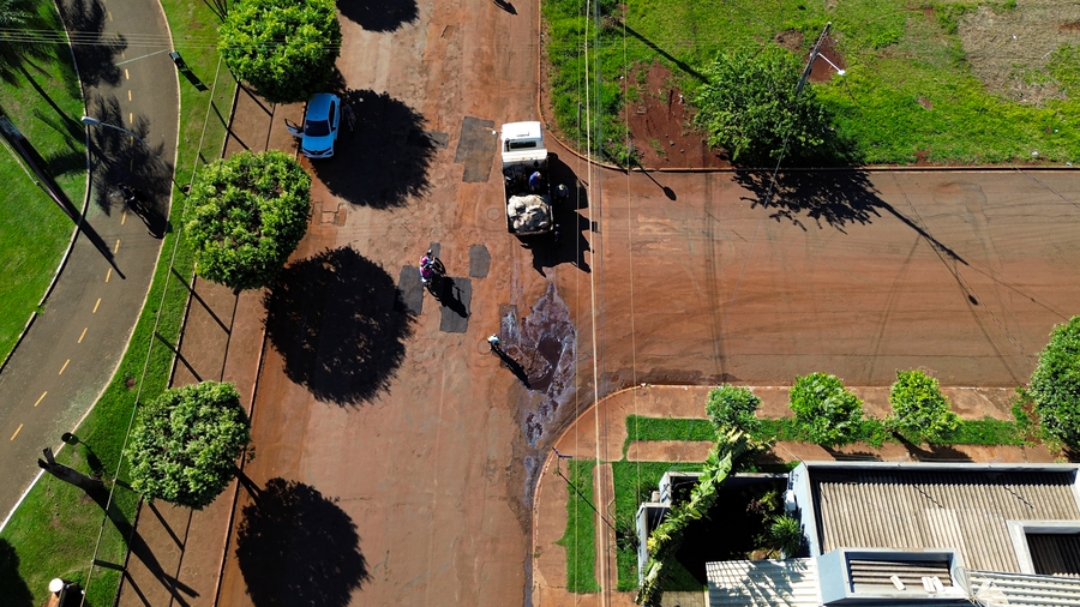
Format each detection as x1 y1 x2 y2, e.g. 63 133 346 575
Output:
185 150 311 290
127 382 251 509
887 370 960 444
788 373 864 447
693 44 830 164
219 0 341 104
1029 317 1080 448
705 385 761 434
768 515 803 557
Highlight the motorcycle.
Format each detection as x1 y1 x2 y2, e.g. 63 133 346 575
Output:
419 250 445 293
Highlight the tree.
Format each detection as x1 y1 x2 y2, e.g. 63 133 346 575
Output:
218 0 341 104
127 382 251 510
789 372 864 447
185 150 311 290
1030 316 1080 447
693 44 830 164
887 370 959 444
705 385 761 434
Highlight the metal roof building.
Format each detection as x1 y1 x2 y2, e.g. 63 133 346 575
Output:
705 462 1080 607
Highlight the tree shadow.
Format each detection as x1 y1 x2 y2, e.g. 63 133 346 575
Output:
336 0 418 31
235 478 370 607
309 89 435 209
85 95 174 230
57 0 126 88
733 169 967 265
0 0 56 87
263 247 415 406
0 539 33 607
893 432 972 462
522 155 592 276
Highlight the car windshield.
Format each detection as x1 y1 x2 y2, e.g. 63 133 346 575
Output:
305 119 330 137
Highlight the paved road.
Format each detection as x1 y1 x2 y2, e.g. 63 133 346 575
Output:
0 0 177 520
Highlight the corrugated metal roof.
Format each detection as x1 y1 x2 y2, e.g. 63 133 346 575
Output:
706 559 821 607
969 570 1080 606
812 469 1080 572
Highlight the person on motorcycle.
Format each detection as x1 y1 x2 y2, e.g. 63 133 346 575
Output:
419 250 438 285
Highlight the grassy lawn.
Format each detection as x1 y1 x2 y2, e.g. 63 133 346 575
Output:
543 0 1080 165
555 459 601 593
0 2 236 603
0 1 86 364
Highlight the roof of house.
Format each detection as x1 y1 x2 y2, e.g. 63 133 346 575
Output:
969 569 1080 606
810 466 1080 572
706 559 822 607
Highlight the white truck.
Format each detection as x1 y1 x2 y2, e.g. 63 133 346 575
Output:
501 121 554 236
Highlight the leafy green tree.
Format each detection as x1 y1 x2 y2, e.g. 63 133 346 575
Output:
1030 316 1080 447
887 370 959 444
693 44 830 164
127 382 251 509
185 150 311 290
218 0 341 104
705 385 761 434
789 372 864 447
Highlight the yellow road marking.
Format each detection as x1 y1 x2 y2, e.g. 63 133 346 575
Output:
105 268 112 283
108 10 112 21
128 90 132 102
78 327 88 343
59 359 70 375
121 209 127 225
93 298 101 313
33 392 47 407
114 239 121 253
10 424 23 441
128 112 133 125
124 68 129 80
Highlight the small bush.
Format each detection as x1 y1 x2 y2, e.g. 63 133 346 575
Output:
768 515 804 557
887 370 960 444
705 385 762 434
1029 317 1080 448
789 373 865 447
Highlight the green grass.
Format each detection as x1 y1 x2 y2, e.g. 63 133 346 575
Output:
623 415 716 457
0 2 237 604
611 461 703 591
0 2 87 363
543 0 1080 165
555 459 601 593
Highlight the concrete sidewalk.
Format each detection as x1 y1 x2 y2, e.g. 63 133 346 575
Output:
114 85 301 607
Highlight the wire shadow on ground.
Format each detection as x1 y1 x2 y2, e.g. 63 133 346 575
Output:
336 0 417 31
310 89 435 209
263 246 415 406
733 169 966 265
235 478 370 607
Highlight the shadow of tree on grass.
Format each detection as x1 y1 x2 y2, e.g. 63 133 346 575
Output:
310 89 435 209
236 478 370 607
0 539 33 607
264 247 415 406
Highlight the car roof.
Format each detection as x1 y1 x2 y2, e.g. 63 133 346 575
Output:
308 93 338 116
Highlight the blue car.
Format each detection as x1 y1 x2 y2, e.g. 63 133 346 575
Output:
300 93 341 158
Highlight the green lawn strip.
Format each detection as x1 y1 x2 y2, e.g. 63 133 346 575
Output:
0 1 87 363
555 459 601 593
625 415 1023 448
0 3 236 604
611 460 703 592
623 415 716 458
543 0 1080 165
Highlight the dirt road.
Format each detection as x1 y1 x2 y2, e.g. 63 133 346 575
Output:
211 4 1080 607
